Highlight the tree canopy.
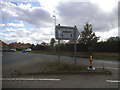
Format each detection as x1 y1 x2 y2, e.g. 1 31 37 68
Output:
78 22 99 47
50 38 55 47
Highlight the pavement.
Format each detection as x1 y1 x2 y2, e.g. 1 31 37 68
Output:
1 52 120 88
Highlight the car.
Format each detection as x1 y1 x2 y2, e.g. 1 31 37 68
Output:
26 48 32 52
22 48 32 52
22 49 27 52
10 49 17 52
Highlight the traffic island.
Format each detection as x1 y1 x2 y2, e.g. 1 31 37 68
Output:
9 62 112 77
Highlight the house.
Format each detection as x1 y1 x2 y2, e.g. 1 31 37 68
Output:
0 40 32 51
9 42 31 49
67 40 75 44
0 40 9 51
54 40 66 46
67 40 79 44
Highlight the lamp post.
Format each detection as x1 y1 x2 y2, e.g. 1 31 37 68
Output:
53 15 56 57
53 15 56 27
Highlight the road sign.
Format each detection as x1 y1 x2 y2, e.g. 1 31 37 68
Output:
55 24 80 65
55 24 80 40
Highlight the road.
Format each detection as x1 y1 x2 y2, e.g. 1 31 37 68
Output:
1 52 119 88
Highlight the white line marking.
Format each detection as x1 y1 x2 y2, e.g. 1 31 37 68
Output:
106 80 120 83
106 67 118 70
94 61 117 64
96 67 118 70
1 78 60 81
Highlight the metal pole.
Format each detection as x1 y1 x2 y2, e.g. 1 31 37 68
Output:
74 26 77 65
53 15 56 57
54 16 56 26
74 40 76 65
58 39 60 63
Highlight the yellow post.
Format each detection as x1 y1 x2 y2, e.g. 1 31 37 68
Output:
90 55 92 67
90 55 92 61
87 51 95 70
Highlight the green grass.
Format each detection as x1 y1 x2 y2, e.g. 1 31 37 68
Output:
43 62 88 72
10 61 112 76
31 51 119 60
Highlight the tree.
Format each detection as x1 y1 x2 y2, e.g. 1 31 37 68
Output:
41 42 46 46
78 22 99 49
107 36 120 42
33 44 43 51
50 38 55 47
107 37 116 42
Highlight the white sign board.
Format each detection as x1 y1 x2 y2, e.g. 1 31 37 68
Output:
55 24 80 40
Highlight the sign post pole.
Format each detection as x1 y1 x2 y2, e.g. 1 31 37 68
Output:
74 40 76 65
74 26 77 65
58 39 60 63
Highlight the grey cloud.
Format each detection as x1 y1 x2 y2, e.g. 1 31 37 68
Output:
15 7 52 27
2 2 52 28
56 2 117 32
118 2 120 27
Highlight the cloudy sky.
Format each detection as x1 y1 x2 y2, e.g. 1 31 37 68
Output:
0 0 119 44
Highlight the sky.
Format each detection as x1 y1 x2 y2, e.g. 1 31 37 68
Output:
0 0 119 44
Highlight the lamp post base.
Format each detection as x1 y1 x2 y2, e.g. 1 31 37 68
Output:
87 67 95 70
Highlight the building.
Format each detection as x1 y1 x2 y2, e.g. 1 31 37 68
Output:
0 40 9 50
54 40 66 46
116 36 120 41
9 42 31 49
0 40 32 51
67 40 75 44
67 40 79 44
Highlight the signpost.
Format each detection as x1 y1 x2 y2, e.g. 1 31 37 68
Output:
55 24 80 64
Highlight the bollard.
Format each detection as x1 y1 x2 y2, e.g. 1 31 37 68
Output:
90 55 92 67
87 55 95 70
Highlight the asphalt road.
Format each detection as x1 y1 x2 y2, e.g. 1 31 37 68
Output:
1 52 120 88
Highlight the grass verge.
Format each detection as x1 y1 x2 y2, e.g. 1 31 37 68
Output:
43 62 88 73
10 62 111 77
31 51 119 60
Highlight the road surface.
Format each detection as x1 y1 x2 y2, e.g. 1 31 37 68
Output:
1 52 119 88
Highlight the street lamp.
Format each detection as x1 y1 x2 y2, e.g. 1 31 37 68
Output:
53 15 56 27
53 15 56 57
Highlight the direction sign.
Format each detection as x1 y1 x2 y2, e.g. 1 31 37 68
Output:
55 24 80 40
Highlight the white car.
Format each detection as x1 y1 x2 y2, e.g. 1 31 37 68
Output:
11 49 17 52
26 48 32 52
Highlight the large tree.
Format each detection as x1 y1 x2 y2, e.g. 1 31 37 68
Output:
50 38 55 47
78 22 99 48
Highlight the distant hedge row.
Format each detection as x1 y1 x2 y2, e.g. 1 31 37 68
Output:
59 41 119 53
32 41 119 53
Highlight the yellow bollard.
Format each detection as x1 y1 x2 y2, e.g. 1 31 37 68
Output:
90 55 92 61
87 55 95 70
90 55 92 67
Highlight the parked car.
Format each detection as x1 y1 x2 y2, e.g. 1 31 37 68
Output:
10 49 17 52
22 49 27 52
26 48 32 52
22 48 32 52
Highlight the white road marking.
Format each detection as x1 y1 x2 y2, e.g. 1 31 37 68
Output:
94 61 117 64
1 78 60 81
106 80 120 83
106 67 118 70
96 67 118 70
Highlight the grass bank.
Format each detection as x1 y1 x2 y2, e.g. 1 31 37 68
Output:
31 51 119 60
